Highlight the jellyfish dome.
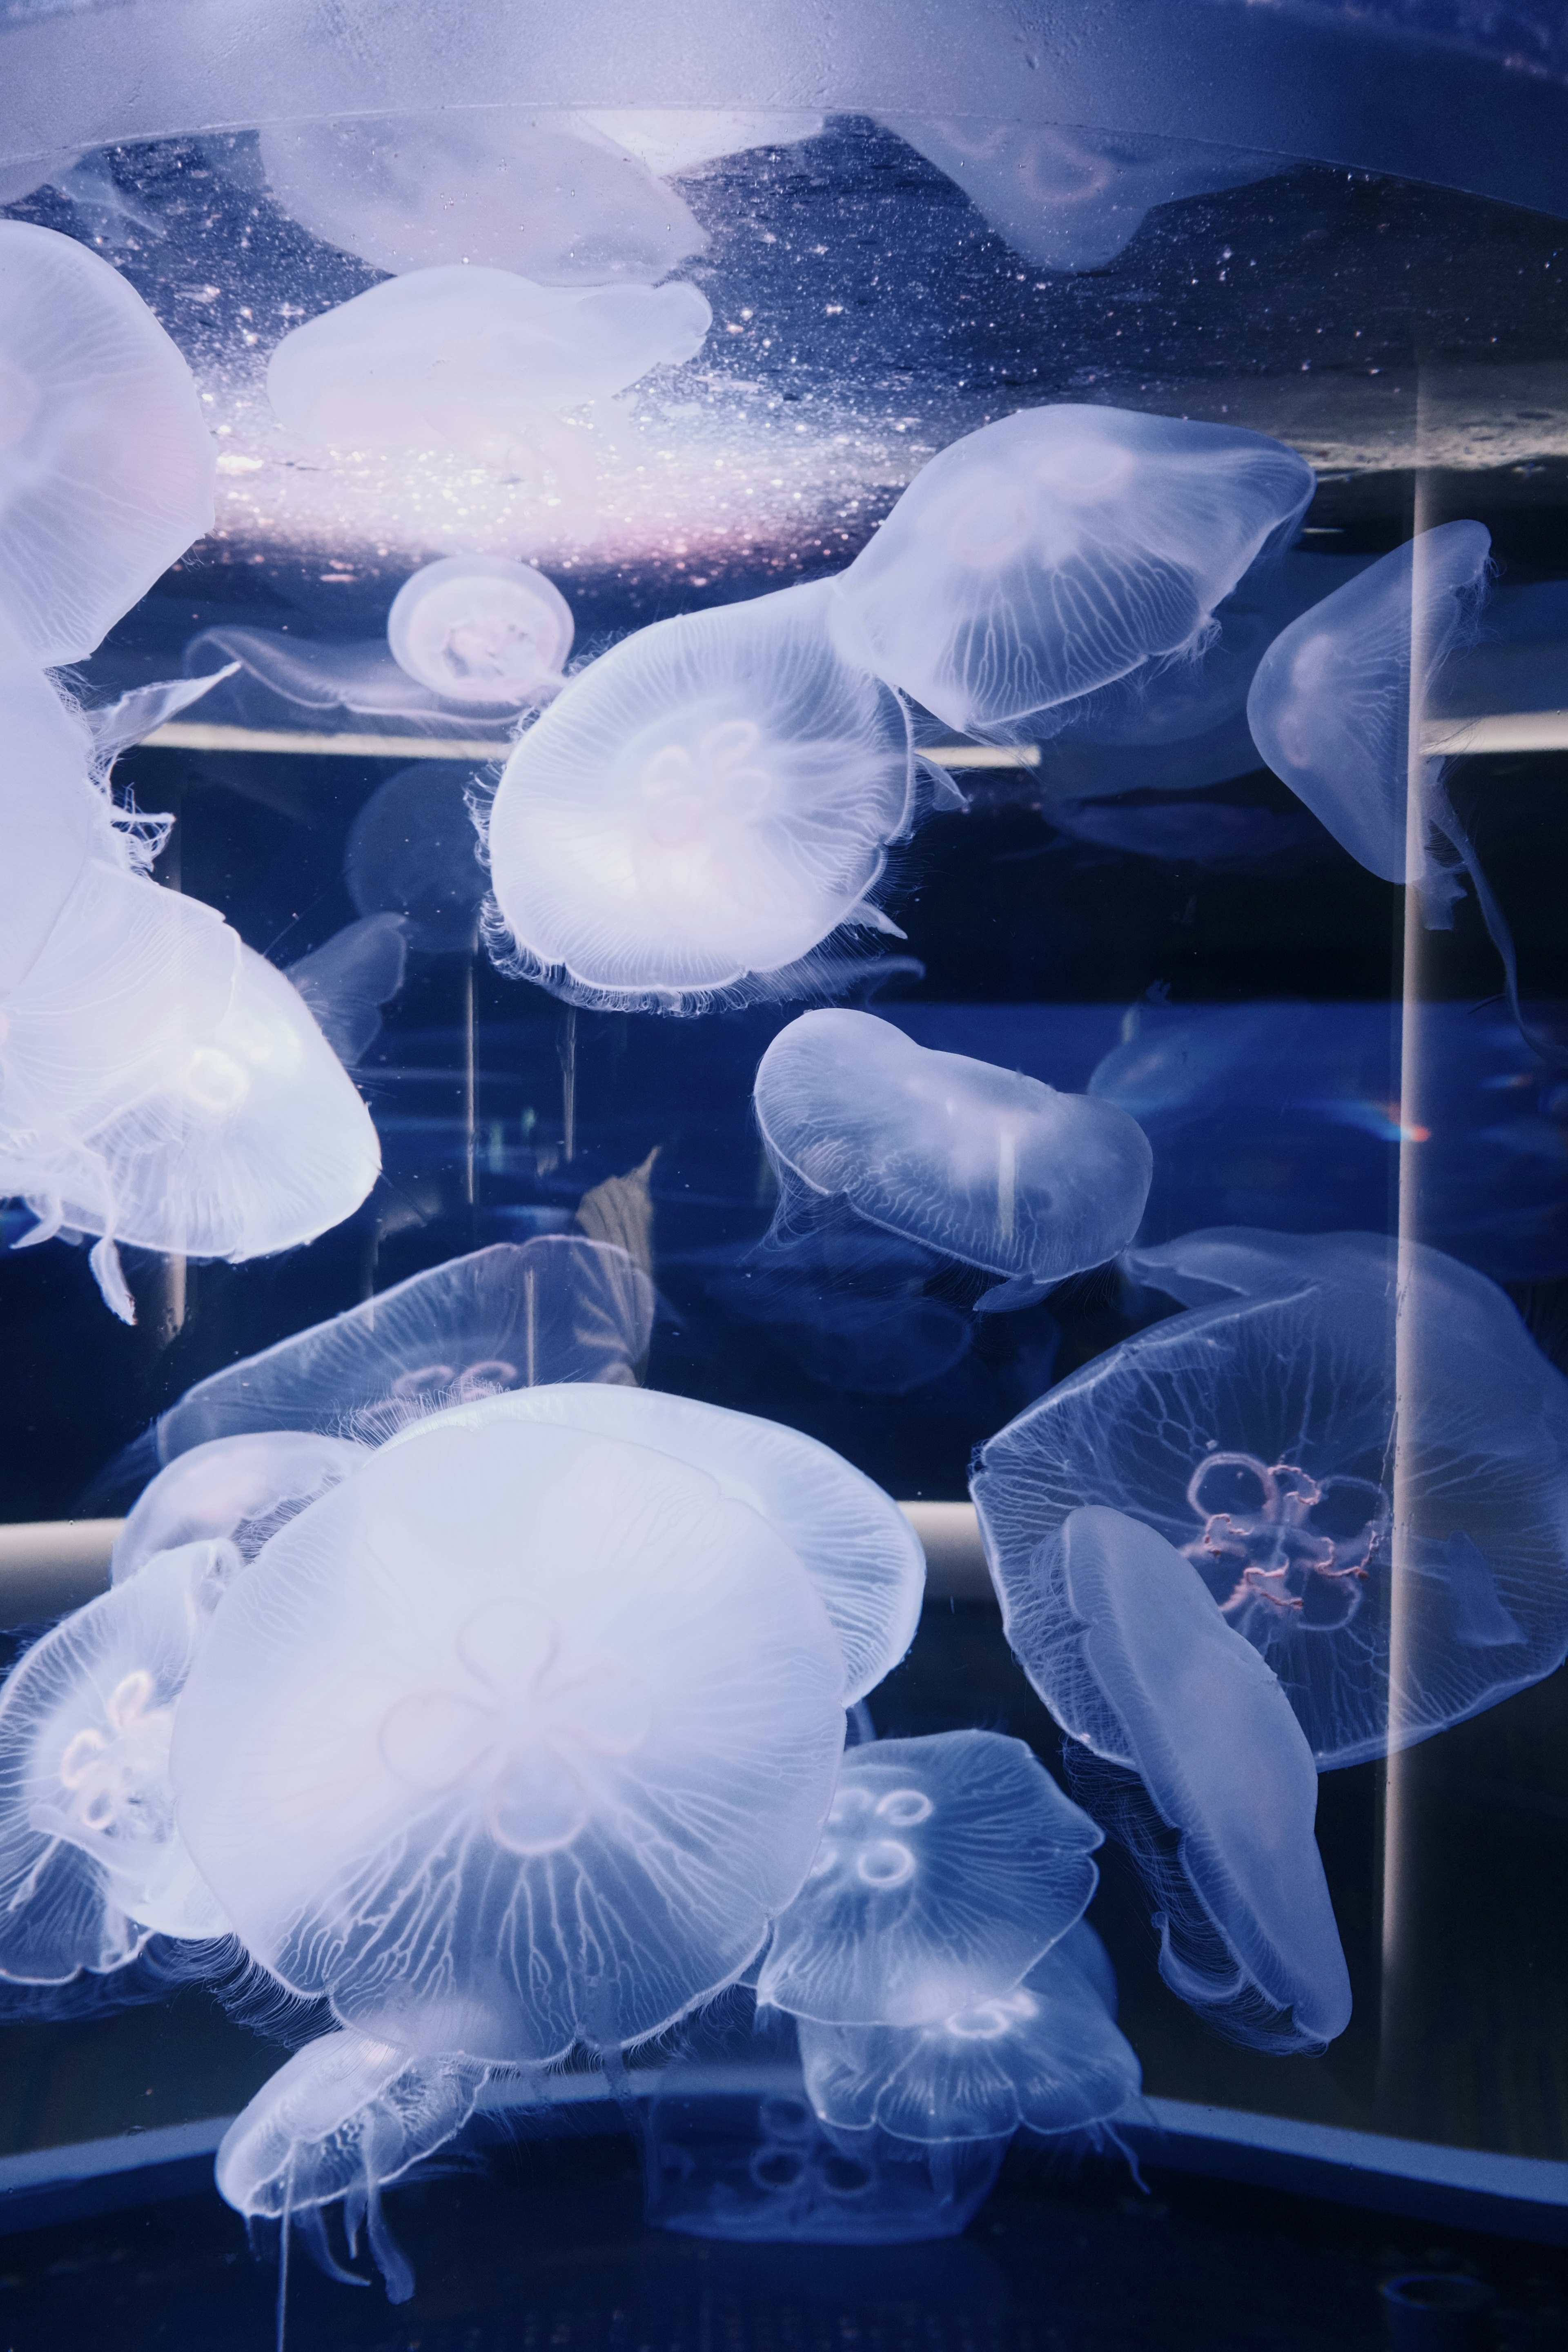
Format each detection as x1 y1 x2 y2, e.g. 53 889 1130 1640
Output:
345 763 491 953
798 1924 1141 2145
266 267 713 454
171 1414 848 2062
0 1540 234 1981
484 581 920 1013
0 658 105 997
833 405 1314 746
111 1432 366 1583
379 1380 926 1706
758 1730 1101 2027
0 221 215 667
386 557 574 708
755 1011 1153 1303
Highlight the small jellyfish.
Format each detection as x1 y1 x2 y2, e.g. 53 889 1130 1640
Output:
0 1539 233 1979
758 1730 1101 2027
381 1381 926 1706
387 557 574 708
171 1412 849 2062
345 763 491 953
754 1011 1153 1308
798 1923 1142 2143
217 2026 488 2303
833 405 1314 746
484 581 930 1013
0 221 215 666
266 267 712 454
154 1236 657 1459
112 1431 366 1583
284 912 409 1065
258 112 706 282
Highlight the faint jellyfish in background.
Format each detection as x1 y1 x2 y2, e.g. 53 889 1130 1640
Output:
972 1227 1568 1771
111 1431 366 1582
217 2027 489 2303
577 111 824 179
181 625 513 735
832 405 1314 747
712 1230 977 1398
758 1730 1102 2027
285 911 409 1064
387 557 574 708
258 111 707 281
171 1411 850 2062
345 763 491 954
0 1539 235 1981
484 581 943 1013
755 1011 1153 1312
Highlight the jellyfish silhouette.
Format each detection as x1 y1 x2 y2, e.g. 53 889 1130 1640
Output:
973 1228 1568 1768
387 557 574 708
0 1540 234 1980
171 1412 849 2062
484 580 937 1012
0 221 214 666
112 1432 365 1583
755 1011 1152 1310
345 763 491 953
710 1232 976 1397
798 1922 1142 2142
758 1730 1100 2027
833 405 1314 746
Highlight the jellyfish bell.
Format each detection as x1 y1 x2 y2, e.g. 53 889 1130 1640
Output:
0 657 103 996
111 1431 366 1583
386 555 574 709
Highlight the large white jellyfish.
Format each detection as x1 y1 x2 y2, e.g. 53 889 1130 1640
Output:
0 658 106 996
484 581 931 1012
757 1731 1101 2027
154 1236 657 1458
754 1011 1153 1309
798 1924 1141 2145
832 405 1314 746
378 1381 926 1706
267 267 712 454
258 112 706 282
386 557 574 708
345 763 491 954
972 1228 1568 1770
0 1539 233 1980
112 1432 366 1583
171 1413 849 2062
0 220 214 667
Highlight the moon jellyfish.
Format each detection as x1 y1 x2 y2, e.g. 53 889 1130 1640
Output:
387 557 574 708
112 1432 365 1583
0 658 103 996
484 581 928 1012
383 1381 925 1706
171 1413 848 2062
259 112 706 282
283 913 408 1066
345 763 490 953
154 1235 656 1459
798 1924 1142 2143
267 267 712 453
184 624 518 736
217 2028 487 2303
758 1731 1100 2027
755 1011 1152 1309
833 406 1314 746
972 1228 1568 1768
0 222 214 667
0 1539 234 1980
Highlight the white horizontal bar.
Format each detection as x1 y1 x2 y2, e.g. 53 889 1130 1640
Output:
1423 711 1568 755
138 722 1042 770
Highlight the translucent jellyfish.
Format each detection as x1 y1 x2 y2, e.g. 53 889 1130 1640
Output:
345 763 490 953
0 863 381 1321
267 267 712 454
0 220 215 666
283 913 409 1065
258 112 706 282
0 657 102 996
485 581 934 1012
0 1539 233 1980
578 111 824 180
833 406 1314 746
798 1924 1142 2143
217 2027 487 2302
712 1234 975 1397
171 1413 849 2062
381 1381 926 1706
154 1236 657 1459
758 1731 1101 2027
972 1229 1568 1769
755 1011 1153 1308
111 1431 365 1583
387 557 574 708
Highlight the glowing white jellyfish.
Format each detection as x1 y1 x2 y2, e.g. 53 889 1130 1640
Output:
0 220 214 666
112 1432 365 1583
386 556 574 708
0 658 105 996
832 405 1314 746
170 1412 849 2062
0 1539 233 1980
266 266 712 454
755 1011 1153 1309
758 1731 1101 2026
485 581 929 1012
